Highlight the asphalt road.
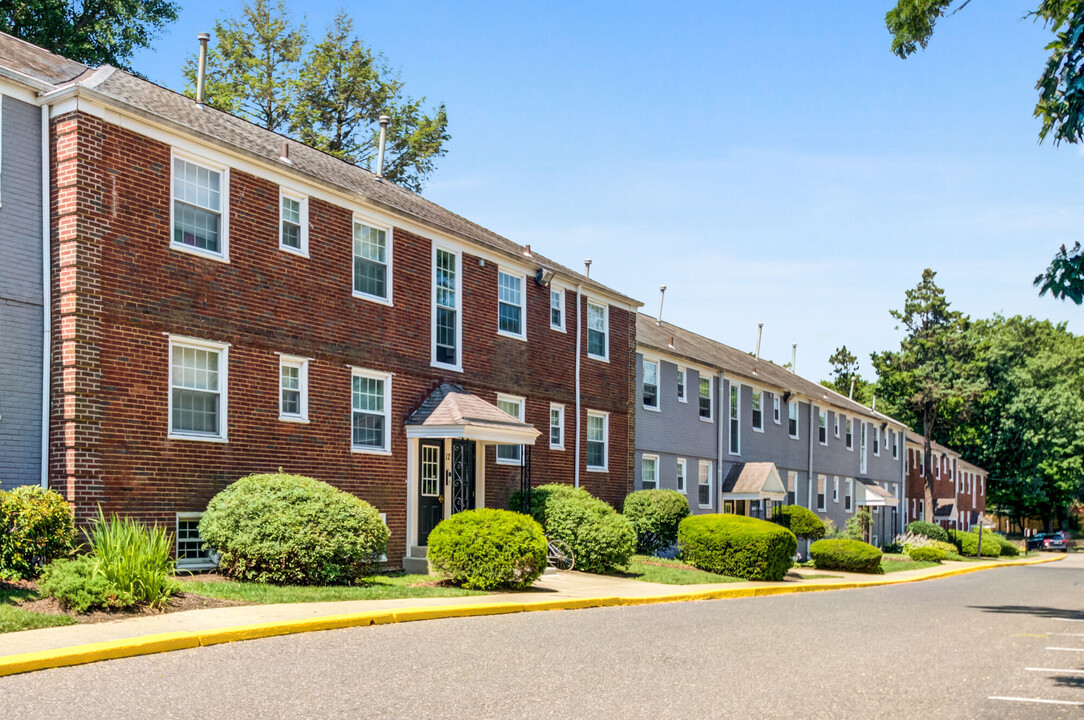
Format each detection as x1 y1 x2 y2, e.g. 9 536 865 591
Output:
3 555 1082 719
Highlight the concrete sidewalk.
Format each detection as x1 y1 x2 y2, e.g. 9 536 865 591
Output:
0 554 1060 661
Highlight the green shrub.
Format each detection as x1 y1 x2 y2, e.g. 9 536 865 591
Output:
677 514 796 581
809 539 883 574
771 505 826 541
510 484 636 573
86 509 180 608
427 509 547 590
200 472 389 585
38 556 133 613
908 546 945 563
949 530 1001 557
928 539 958 555
622 490 690 554
984 532 1020 557
0 486 75 579
844 509 873 541
905 521 949 543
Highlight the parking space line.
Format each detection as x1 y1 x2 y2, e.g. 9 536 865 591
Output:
1025 667 1084 674
989 697 1084 706
1046 647 1084 652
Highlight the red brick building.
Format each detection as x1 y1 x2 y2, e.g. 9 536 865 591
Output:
904 431 987 532
2 35 640 569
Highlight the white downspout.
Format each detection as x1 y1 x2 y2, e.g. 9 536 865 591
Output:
805 398 815 555
716 371 724 512
574 284 582 488
39 104 50 488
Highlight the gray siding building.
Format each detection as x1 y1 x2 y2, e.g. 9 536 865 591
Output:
635 314 907 549
0 84 46 489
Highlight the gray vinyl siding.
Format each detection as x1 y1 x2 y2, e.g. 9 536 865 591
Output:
0 94 44 489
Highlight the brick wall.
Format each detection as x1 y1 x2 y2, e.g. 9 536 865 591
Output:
49 111 636 562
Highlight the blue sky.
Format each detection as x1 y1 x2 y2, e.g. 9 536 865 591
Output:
133 1 1082 382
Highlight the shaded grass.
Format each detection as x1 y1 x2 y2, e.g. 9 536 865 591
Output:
881 559 940 574
0 586 77 634
180 573 486 604
622 555 744 585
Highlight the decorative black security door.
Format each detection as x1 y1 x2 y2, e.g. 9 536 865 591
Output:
418 440 444 546
450 439 476 513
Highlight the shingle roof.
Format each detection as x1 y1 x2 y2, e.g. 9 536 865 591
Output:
637 313 906 428
721 462 785 496
905 431 958 458
407 383 539 437
0 32 637 306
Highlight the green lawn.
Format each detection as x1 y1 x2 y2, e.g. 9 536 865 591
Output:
881 558 941 574
181 573 486 604
0 586 77 634
622 556 744 585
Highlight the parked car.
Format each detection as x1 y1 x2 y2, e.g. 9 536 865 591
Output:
1026 532 1069 552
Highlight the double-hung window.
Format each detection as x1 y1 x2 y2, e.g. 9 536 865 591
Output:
433 247 459 368
169 336 228 441
834 414 840 438
699 376 713 421
676 458 687 493
788 401 799 438
642 359 659 410
549 403 564 450
729 384 740 455
787 471 797 505
845 478 853 512
698 460 713 508
873 426 881 456
172 155 227 259
817 475 826 511
676 368 686 401
279 355 309 422
496 395 526 464
892 430 899 459
279 192 307 254
845 418 853 450
818 409 828 445
751 390 763 431
860 423 868 474
351 368 392 453
587 301 608 360
550 289 564 331
773 395 781 424
353 220 390 302
832 476 839 503
641 455 658 490
498 270 525 338
586 411 608 471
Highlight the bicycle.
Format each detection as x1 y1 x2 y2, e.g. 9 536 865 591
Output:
546 537 575 571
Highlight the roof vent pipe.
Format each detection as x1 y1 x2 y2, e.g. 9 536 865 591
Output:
755 322 763 361
376 115 390 178
584 259 592 279
196 33 210 107
849 376 856 400
791 343 797 373
656 286 666 326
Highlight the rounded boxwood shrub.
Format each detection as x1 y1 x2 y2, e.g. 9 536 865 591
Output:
905 521 949 543
427 509 547 590
949 530 1001 558
200 472 389 585
677 514 796 581
39 556 133 613
0 486 75 580
622 489 690 554
772 504 826 541
993 534 1020 557
908 546 945 563
809 539 883 573
510 484 636 573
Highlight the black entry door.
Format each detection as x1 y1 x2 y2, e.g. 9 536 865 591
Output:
418 440 444 546
450 439 476 513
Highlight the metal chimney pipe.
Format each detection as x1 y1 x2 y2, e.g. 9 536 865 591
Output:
656 286 666 326
376 115 391 178
196 33 210 106
791 343 797 373
849 376 856 399
755 322 763 361
584 259 592 278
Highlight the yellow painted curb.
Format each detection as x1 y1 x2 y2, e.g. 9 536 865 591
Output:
0 552 1065 678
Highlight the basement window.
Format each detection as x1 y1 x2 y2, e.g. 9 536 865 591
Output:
176 512 216 570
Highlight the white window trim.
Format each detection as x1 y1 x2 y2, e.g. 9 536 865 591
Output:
676 457 687 493
350 367 393 455
729 383 741 456
788 401 799 439
892 431 899 459
170 148 230 263
642 358 660 412
641 454 659 490
497 268 528 341
860 423 868 474
351 214 394 307
278 353 310 423
817 474 827 512
431 242 463 373
586 409 609 472
676 367 687 403
698 460 714 509
873 426 881 457
496 393 527 465
773 395 781 424
818 408 828 446
549 288 566 332
175 511 217 570
586 300 609 362
167 335 229 443
834 413 840 438
832 476 839 503
278 190 309 257
751 389 764 433
549 402 565 451
699 375 714 423
846 477 854 513
846 418 854 451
